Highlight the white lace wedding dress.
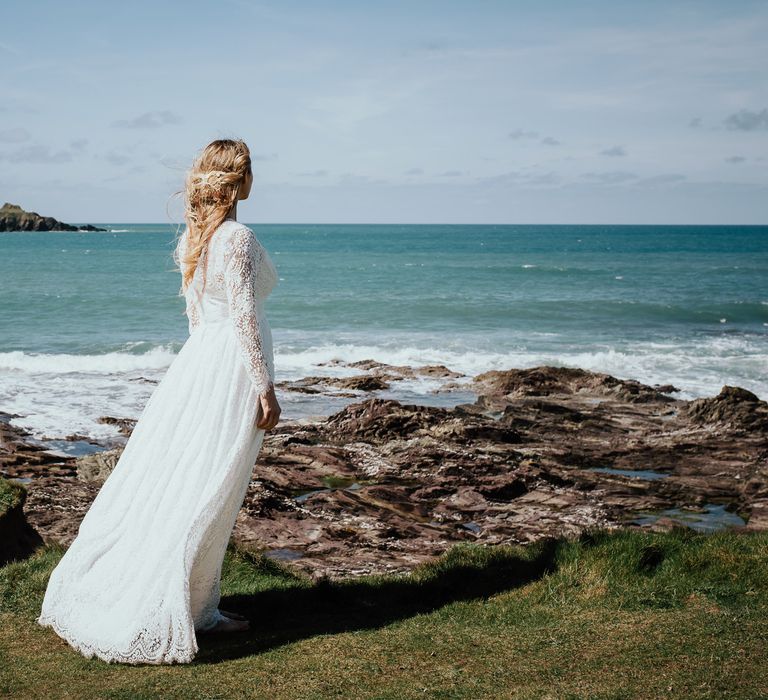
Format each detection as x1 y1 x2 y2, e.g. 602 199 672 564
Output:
36 218 278 664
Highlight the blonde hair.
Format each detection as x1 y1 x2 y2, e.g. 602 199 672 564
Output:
172 138 252 294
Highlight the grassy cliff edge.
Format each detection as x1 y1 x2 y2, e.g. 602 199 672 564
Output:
0 525 766 699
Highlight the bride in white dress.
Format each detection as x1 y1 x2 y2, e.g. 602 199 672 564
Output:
36 138 281 664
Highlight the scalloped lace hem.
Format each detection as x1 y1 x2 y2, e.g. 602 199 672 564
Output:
36 612 198 665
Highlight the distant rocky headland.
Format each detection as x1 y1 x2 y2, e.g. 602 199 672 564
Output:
0 202 106 232
1 362 766 578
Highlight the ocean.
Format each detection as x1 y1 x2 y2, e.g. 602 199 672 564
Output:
1 223 766 447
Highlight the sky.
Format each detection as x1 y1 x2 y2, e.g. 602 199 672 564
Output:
0 0 766 224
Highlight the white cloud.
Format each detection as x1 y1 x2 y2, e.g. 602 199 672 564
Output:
724 108 768 131
600 146 627 157
111 110 183 129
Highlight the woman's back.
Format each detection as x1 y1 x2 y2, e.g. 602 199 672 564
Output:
179 219 278 326
177 218 278 397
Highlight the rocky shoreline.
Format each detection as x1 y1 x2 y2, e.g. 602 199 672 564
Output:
2 363 767 578
0 202 106 232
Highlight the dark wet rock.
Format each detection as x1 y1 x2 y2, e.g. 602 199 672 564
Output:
127 376 159 385
63 432 95 442
281 374 390 394
0 202 107 232
97 415 137 435
3 365 766 579
0 412 77 479
654 384 681 395
478 477 530 501
414 364 464 378
317 399 520 446
323 399 452 443
324 359 464 380
345 359 415 377
283 360 467 397
474 365 678 406
331 375 392 391
680 385 768 433
282 381 324 394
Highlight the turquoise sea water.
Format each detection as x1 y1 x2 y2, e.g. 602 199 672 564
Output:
1 223 766 443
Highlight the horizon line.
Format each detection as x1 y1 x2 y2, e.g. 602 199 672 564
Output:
56 221 768 227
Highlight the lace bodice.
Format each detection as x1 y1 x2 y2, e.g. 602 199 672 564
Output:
175 220 278 397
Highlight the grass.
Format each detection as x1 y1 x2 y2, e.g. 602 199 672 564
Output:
0 526 766 699
0 477 24 515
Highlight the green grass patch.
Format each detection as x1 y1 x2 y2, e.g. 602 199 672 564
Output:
0 476 24 515
1 525 766 699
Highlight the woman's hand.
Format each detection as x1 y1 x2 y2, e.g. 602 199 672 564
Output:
256 384 281 430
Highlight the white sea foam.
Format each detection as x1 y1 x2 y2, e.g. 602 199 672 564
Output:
0 345 177 374
0 335 766 442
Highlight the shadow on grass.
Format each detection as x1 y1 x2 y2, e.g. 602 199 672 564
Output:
193 534 562 665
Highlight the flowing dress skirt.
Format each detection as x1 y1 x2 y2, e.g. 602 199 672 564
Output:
37 317 269 664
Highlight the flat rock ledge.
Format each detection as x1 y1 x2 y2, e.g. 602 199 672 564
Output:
2 364 766 580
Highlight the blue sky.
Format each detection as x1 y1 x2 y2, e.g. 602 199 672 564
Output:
1 0 766 224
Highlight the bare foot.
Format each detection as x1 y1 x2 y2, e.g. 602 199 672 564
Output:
198 615 250 634
219 608 247 621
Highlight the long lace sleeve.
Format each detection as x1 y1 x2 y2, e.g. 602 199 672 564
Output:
224 226 274 397
185 292 201 335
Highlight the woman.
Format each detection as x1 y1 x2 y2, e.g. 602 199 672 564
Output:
36 138 281 664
